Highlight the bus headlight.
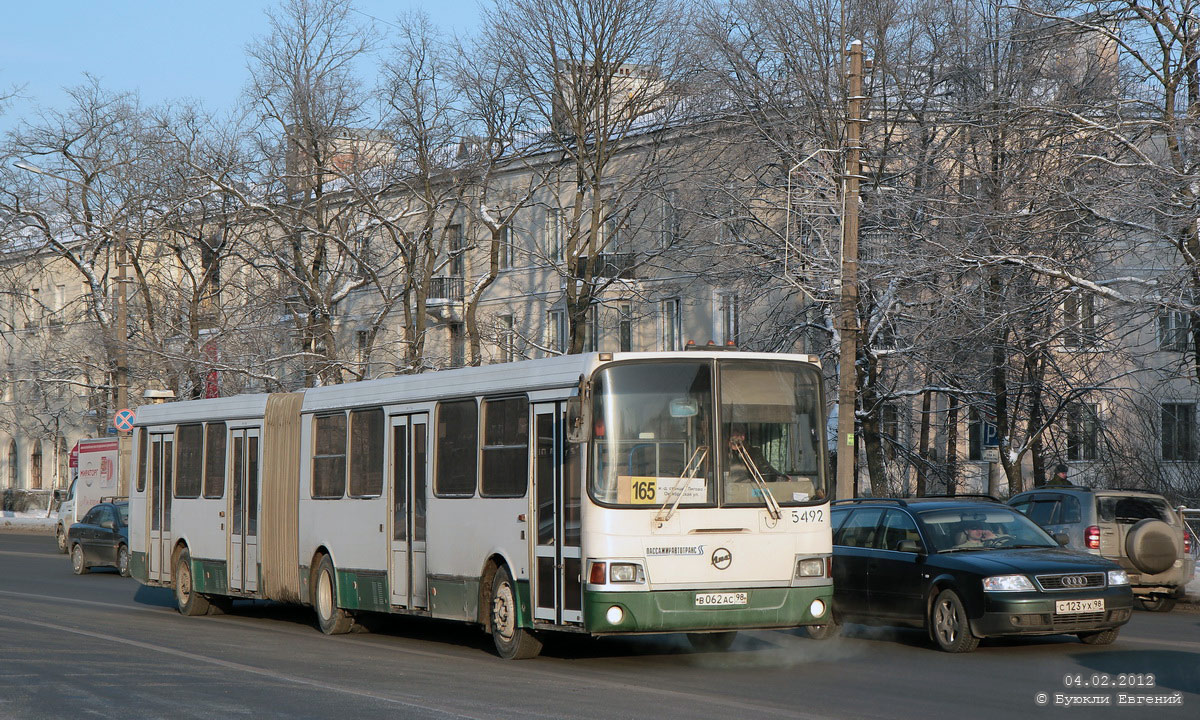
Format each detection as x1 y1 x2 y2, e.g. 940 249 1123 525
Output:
794 557 825 578
606 605 625 624
610 563 645 583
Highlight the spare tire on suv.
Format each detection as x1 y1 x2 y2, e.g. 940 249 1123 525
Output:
1125 518 1177 575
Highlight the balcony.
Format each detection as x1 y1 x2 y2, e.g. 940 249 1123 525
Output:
428 276 465 303
573 252 637 280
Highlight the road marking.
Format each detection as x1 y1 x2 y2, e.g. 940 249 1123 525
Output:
0 613 485 720
0 588 815 718
0 550 67 559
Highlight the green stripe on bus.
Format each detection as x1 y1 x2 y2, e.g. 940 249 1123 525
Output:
583 586 833 634
335 569 390 613
131 551 148 583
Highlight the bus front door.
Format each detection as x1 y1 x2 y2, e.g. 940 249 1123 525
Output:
146 433 173 584
228 428 261 593
532 402 582 625
388 413 428 609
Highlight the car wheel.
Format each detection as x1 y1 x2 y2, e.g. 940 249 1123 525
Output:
174 548 211 616
687 631 738 652
806 616 841 640
1137 596 1177 613
490 565 542 659
70 544 89 575
56 527 68 554
1078 627 1120 645
930 589 980 653
117 544 131 578
313 555 354 635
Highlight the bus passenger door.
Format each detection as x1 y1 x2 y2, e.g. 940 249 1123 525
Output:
388 413 428 609
228 428 261 593
532 402 583 625
147 434 173 584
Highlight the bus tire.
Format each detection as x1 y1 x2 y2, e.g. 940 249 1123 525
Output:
490 565 542 660
313 555 353 635
71 543 89 575
806 616 841 640
687 631 737 652
175 548 211 616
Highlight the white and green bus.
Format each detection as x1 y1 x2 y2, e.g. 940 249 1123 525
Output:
129 350 833 658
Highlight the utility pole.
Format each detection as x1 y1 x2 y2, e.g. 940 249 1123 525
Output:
836 41 868 501
114 232 129 417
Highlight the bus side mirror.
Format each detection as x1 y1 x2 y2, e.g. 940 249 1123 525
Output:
566 396 589 443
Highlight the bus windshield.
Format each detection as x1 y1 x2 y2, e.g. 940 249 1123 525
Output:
590 362 715 507
589 359 826 508
719 361 825 507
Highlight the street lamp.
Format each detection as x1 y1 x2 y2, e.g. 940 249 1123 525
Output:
11 160 131 419
784 148 837 283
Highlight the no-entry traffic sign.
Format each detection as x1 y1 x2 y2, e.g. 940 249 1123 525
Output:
113 408 135 432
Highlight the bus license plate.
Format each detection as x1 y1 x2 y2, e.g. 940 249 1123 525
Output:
695 592 748 607
1055 598 1104 614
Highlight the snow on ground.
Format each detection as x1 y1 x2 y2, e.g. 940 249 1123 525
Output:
0 510 57 533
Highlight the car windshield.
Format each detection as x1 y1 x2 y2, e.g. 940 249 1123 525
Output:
918 507 1057 552
116 503 129 525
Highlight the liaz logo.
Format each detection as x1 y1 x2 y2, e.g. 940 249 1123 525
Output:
711 547 732 570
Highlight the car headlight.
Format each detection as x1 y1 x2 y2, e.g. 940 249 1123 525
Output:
794 557 825 578
982 574 1035 592
609 563 645 584
1107 569 1130 586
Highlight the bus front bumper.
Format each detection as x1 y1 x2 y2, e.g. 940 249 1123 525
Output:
584 585 833 634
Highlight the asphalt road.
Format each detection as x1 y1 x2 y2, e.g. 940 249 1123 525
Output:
0 532 1197 720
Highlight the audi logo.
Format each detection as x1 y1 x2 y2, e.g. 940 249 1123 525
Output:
1061 575 1088 587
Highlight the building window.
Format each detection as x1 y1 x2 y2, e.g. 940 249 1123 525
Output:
716 292 739 346
499 314 516 362
1162 403 1196 461
661 298 681 351
1159 311 1192 352
447 223 464 276
547 309 567 355
968 408 983 462
618 302 633 352
1065 402 1099 461
880 403 900 458
583 305 599 352
1062 292 1096 348
660 193 679 248
449 322 465 368
30 441 42 490
8 439 16 489
498 225 513 270
544 207 563 262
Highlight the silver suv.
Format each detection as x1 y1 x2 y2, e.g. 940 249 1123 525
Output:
1008 488 1195 612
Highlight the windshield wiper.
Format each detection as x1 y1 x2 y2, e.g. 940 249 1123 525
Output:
730 440 782 521
655 445 709 522
939 546 989 553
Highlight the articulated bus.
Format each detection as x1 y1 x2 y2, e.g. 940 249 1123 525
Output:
129 350 833 658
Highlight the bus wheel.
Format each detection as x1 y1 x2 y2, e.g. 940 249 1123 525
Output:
175 549 211 616
806 617 841 640
313 555 353 635
687 631 737 653
490 565 542 660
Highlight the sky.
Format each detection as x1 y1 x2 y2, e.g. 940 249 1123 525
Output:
0 0 483 135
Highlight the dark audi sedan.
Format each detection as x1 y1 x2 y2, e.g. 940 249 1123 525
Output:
68 501 130 577
813 498 1133 652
